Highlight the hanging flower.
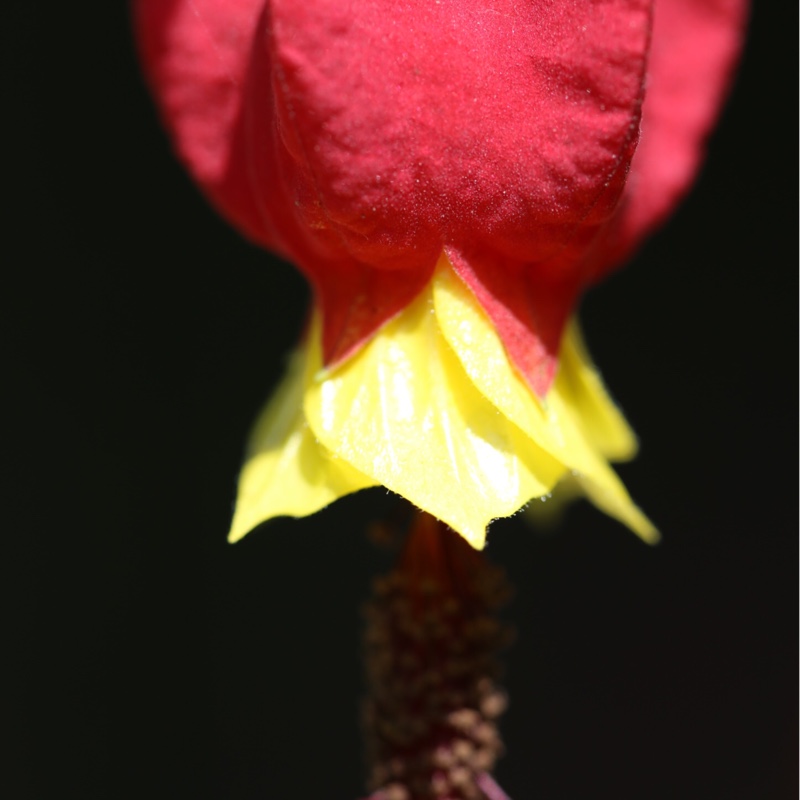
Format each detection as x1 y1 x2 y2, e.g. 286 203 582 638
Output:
135 0 747 549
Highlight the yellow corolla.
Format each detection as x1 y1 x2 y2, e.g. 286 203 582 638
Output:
229 256 657 550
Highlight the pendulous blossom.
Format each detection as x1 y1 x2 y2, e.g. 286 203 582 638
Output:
136 0 747 549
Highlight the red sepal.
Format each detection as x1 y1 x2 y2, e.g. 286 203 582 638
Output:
135 0 653 376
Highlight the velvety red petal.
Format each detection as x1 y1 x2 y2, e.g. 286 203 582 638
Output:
448 132 639 396
266 0 652 265
588 0 749 277
136 0 653 370
134 1 273 243
134 0 434 362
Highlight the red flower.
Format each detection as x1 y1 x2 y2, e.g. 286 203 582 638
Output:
135 0 746 395
135 1 747 547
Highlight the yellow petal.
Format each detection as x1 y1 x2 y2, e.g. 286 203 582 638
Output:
231 253 656 548
433 258 658 544
554 319 639 462
303 281 566 549
228 345 376 543
547 326 659 543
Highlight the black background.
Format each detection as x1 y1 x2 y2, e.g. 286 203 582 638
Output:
5 3 796 799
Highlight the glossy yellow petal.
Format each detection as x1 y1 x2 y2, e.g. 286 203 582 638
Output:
303 283 565 549
433 258 658 544
548 327 658 543
554 319 638 462
228 345 376 543
231 254 655 548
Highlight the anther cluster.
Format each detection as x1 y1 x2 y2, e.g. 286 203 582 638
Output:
361 516 513 800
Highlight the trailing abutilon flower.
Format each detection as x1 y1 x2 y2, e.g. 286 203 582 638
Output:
135 0 747 549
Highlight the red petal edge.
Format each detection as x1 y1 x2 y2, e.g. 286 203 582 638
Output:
588 0 750 278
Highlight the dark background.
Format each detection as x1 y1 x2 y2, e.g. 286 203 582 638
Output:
5 3 796 799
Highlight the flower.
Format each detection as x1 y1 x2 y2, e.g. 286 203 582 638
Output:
135 0 747 548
